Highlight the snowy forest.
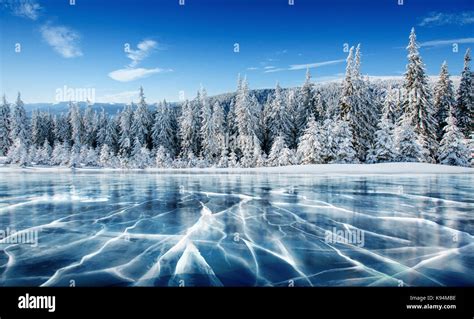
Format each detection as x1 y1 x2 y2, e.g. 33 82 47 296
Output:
0 29 472 169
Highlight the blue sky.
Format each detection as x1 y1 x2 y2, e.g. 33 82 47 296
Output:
0 0 473 103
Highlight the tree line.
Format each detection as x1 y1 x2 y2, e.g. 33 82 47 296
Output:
0 28 472 168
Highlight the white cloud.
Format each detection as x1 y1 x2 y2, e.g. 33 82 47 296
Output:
109 39 170 82
40 24 83 58
126 40 158 67
264 59 345 73
419 11 474 26
96 90 139 104
1 0 41 20
264 66 275 70
246 67 258 71
108 67 171 82
420 37 474 47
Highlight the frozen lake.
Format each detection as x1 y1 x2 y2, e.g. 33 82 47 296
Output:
0 172 473 287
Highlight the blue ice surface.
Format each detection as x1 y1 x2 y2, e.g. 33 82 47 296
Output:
0 172 472 287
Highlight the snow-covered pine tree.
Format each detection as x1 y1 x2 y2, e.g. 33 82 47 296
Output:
455 48 473 138
228 150 238 168
179 99 200 159
7 138 29 166
209 100 226 161
297 115 322 164
99 144 112 167
217 146 229 168
68 102 83 148
96 109 108 148
433 61 455 142
36 139 52 165
268 134 293 166
54 113 71 144
332 118 357 164
266 83 291 146
382 86 400 125
199 87 214 161
0 95 11 156
104 115 119 154
314 90 327 121
286 89 300 149
395 114 425 162
235 78 261 161
119 104 133 156
131 138 151 169
10 92 30 147
318 118 336 164
155 145 172 168
402 28 437 162
340 46 355 119
437 111 470 167
51 141 68 166
31 110 41 147
297 68 315 136
83 102 98 148
369 117 397 163
131 87 152 149
152 100 176 157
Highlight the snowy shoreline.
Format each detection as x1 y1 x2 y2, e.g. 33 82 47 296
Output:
0 163 472 175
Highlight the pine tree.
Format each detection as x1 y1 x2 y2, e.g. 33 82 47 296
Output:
155 145 172 168
433 61 455 142
297 116 322 164
209 101 226 161
0 95 11 156
318 118 336 164
36 139 52 165
83 102 98 148
395 114 425 162
437 112 470 167
199 87 214 161
235 78 261 159
152 100 176 157
332 119 357 164
68 102 83 147
455 48 473 138
369 117 397 163
402 28 437 162
131 87 152 149
382 86 400 125
54 113 71 144
7 138 29 166
297 68 315 135
96 109 108 148
10 92 30 147
51 141 69 166
119 104 133 156
99 144 112 167
179 100 200 158
268 134 293 166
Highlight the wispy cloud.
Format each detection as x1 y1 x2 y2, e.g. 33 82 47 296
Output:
109 39 169 82
108 68 172 82
126 40 158 67
420 37 474 48
40 24 83 58
247 67 258 71
1 0 41 20
264 66 275 70
264 59 345 73
419 11 474 27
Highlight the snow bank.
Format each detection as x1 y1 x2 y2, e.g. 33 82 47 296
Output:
0 163 472 175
